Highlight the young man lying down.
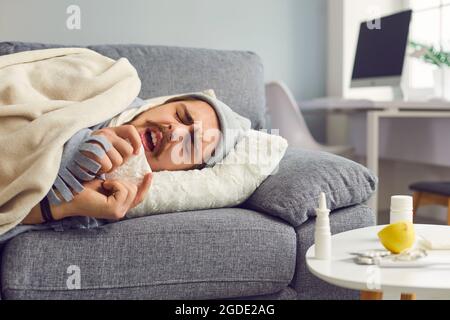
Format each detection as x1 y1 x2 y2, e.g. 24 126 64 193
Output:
19 93 250 226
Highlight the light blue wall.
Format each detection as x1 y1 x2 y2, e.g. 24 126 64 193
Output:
0 0 327 139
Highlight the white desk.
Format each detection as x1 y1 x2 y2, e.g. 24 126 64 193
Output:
299 98 450 221
300 98 450 111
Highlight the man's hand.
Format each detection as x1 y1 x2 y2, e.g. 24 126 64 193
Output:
83 125 143 174
55 173 152 220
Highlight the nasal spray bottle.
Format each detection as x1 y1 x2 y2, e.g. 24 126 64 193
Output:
314 192 331 260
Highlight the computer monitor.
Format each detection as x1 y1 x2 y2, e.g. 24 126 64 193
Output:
351 10 412 88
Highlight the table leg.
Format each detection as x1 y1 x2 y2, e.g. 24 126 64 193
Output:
360 291 383 300
400 293 416 300
366 111 379 223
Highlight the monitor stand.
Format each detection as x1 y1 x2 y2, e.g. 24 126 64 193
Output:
392 86 405 101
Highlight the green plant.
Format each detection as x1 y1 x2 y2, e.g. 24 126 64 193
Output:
409 40 450 67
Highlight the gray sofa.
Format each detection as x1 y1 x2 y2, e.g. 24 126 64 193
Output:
0 42 376 300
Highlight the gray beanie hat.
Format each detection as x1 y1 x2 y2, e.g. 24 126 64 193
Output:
165 93 251 167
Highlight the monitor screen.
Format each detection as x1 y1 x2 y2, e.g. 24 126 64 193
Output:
351 10 412 81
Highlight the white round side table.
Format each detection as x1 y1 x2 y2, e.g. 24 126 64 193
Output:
306 224 450 300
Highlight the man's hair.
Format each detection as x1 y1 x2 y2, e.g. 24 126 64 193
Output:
192 162 206 170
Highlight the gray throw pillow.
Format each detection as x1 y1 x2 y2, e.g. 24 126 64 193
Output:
242 147 378 227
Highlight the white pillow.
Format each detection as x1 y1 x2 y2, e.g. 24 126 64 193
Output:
127 129 288 218
106 91 288 217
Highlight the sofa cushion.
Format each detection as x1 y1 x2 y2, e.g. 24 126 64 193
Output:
1 208 296 300
0 42 266 129
242 148 378 227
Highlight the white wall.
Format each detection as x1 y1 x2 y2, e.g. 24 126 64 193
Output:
0 0 327 102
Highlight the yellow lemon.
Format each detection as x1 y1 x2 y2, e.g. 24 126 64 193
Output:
377 221 415 254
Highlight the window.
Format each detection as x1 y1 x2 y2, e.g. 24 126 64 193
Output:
406 0 450 90
443 0 450 51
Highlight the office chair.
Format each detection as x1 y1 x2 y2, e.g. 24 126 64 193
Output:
265 81 353 157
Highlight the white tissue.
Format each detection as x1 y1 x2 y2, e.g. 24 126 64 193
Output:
105 145 151 185
419 228 450 250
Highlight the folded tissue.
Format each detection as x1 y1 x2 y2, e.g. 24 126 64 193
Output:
418 227 450 250
105 145 151 185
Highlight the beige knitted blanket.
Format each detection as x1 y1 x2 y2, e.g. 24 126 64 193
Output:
0 48 141 235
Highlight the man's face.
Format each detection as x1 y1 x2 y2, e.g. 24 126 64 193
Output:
128 99 220 171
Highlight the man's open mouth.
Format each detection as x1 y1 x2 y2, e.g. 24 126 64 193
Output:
141 127 164 154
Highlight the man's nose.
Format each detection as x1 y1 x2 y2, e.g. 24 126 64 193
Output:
167 122 193 143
